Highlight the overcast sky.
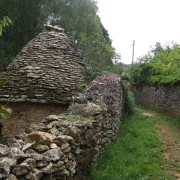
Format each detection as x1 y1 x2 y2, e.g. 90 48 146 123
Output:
98 0 180 64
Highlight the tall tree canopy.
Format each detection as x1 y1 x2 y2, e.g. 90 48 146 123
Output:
0 0 115 81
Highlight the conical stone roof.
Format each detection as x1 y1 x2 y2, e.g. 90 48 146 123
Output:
0 25 86 104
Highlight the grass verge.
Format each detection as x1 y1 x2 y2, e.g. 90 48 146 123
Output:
89 113 174 180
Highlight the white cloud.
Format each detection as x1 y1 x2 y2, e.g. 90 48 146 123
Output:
98 0 180 64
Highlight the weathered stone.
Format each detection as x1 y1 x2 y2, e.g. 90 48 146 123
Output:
1 157 17 167
17 139 26 146
22 142 35 152
65 126 80 138
40 163 53 174
62 147 71 153
7 138 18 146
12 164 29 176
35 160 48 168
68 102 102 117
58 113 67 120
27 132 56 145
67 160 76 173
6 174 18 180
0 144 10 157
54 135 73 144
42 115 59 123
49 127 60 136
20 158 36 170
52 160 64 168
10 143 22 149
26 149 50 161
44 149 63 162
61 143 70 151
15 132 27 140
25 123 47 133
0 158 17 178
34 144 49 153
46 121 59 129
84 102 102 116
10 147 27 160
50 143 59 149
25 168 43 180
59 169 70 176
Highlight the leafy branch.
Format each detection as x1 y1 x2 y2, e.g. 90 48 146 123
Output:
0 16 12 36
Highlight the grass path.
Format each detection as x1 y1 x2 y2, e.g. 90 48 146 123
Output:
142 110 180 180
89 108 180 180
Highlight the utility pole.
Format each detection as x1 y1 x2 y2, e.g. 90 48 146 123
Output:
130 40 135 84
131 40 135 67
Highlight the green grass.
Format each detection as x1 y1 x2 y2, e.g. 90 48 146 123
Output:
165 116 180 129
139 106 180 130
89 113 174 180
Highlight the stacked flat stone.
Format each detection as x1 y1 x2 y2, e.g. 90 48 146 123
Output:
0 73 127 180
0 25 85 104
132 84 180 116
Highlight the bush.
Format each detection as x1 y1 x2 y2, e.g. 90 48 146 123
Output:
124 91 137 115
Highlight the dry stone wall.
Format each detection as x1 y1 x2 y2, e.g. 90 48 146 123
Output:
0 25 85 104
0 73 126 180
1 103 67 140
132 84 180 116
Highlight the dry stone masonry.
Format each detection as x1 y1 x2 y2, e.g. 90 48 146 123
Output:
132 84 180 116
0 73 126 180
0 25 86 104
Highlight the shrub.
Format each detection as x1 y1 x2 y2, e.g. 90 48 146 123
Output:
0 105 12 120
124 91 137 115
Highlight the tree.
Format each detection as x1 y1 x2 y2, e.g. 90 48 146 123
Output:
131 42 180 85
0 0 115 80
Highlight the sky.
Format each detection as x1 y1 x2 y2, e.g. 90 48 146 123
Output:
98 0 180 64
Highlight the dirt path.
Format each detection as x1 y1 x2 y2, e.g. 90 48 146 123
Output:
142 111 180 180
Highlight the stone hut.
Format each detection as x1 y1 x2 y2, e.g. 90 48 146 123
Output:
0 25 86 138
0 24 85 104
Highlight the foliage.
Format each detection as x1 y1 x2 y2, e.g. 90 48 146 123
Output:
80 83 88 92
0 105 12 120
132 42 180 85
113 61 131 81
0 16 12 36
124 91 137 115
89 113 174 180
0 15 12 121
84 68 101 83
0 0 115 76
121 73 130 81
